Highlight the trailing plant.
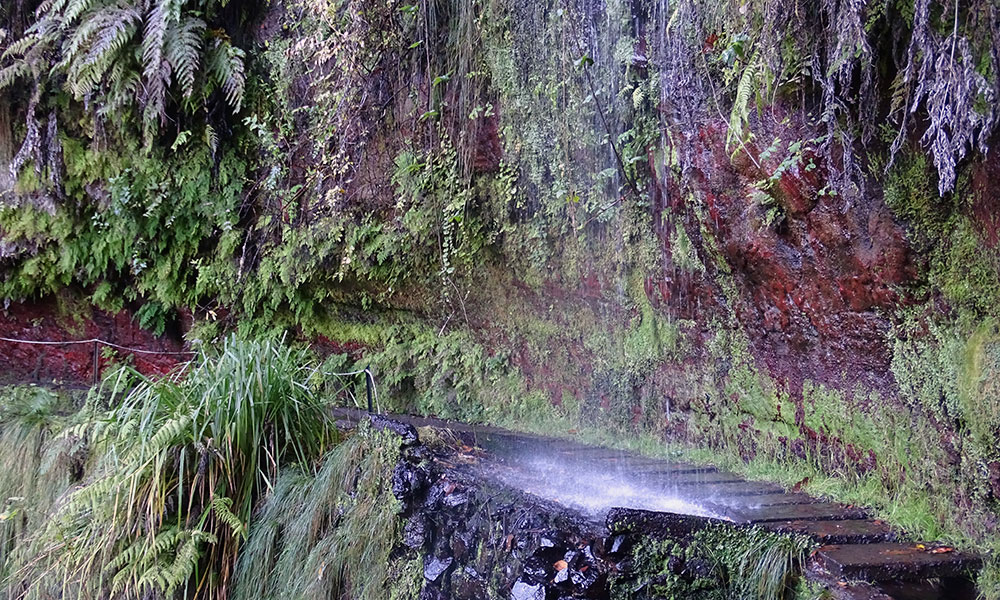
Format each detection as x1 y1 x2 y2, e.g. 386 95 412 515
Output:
0 141 246 334
686 0 999 196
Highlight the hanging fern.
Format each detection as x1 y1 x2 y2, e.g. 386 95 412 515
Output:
205 33 245 113
0 0 247 154
726 52 762 151
888 0 997 195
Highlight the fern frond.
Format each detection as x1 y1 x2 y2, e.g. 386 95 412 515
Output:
139 413 193 459
162 530 215 593
34 0 60 15
727 53 762 150
141 0 180 128
165 15 205 97
2 32 44 59
59 0 96 26
5 0 246 144
60 5 141 97
0 63 31 90
204 122 218 155
82 6 141 68
106 527 180 572
58 6 103 67
96 60 142 116
206 38 245 113
210 496 245 536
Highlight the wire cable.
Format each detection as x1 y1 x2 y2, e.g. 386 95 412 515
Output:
0 336 197 355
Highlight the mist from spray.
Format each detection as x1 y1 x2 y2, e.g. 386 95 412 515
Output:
481 451 729 520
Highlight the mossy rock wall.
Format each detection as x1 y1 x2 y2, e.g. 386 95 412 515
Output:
1 0 999 582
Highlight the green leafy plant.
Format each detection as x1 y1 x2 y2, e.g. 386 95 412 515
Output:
3 337 339 600
0 0 247 145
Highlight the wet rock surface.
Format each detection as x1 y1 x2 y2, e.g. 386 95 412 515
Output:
761 519 897 545
349 411 983 600
815 543 983 582
391 434 613 598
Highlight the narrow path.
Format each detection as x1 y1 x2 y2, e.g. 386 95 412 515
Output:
336 409 982 599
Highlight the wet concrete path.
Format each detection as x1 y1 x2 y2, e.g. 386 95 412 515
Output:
335 409 981 599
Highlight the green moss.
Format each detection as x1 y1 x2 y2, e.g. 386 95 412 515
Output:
959 320 1000 454
884 151 1000 315
932 218 1000 314
611 523 813 600
670 221 705 273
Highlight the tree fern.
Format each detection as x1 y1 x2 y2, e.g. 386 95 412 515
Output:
0 0 247 159
166 15 206 98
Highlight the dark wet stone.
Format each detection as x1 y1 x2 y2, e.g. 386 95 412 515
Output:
424 556 453 582
450 526 476 561
403 516 426 549
425 478 472 512
452 569 487 600
369 414 419 446
442 487 473 507
607 507 725 538
562 550 579 566
684 558 715 579
521 556 549 582
406 444 433 462
510 580 545 600
424 479 446 508
393 460 428 500
667 555 684 574
553 567 569 583
419 586 448 600
762 518 896 544
570 566 600 589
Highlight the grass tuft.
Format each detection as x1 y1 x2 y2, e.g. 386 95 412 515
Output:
232 423 421 600
2 336 339 600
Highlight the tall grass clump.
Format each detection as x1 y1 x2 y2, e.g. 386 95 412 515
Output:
0 386 85 576
231 423 421 600
716 527 814 600
2 336 339 600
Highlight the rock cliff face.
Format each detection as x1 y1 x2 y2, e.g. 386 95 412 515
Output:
0 298 187 384
1 0 999 563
